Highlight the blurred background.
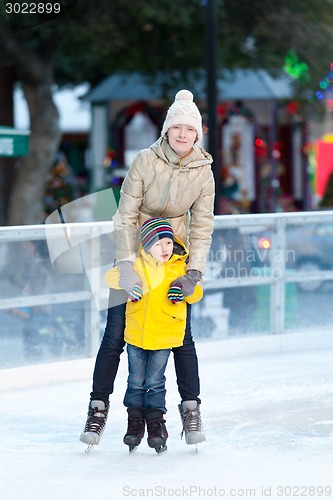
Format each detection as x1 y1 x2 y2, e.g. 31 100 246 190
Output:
1 0 333 225
2 1 333 369
0 10 332 491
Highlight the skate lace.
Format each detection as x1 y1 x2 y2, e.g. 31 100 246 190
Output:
180 408 202 439
147 418 166 438
126 416 145 436
84 406 108 435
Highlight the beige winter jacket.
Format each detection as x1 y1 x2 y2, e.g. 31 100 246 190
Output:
113 137 215 274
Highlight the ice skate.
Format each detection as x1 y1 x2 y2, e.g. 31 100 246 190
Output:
80 400 109 452
179 400 206 447
123 408 145 452
146 409 168 454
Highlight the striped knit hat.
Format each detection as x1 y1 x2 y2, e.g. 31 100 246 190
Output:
140 217 174 252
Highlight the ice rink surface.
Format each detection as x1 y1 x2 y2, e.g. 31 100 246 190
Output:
1 332 332 500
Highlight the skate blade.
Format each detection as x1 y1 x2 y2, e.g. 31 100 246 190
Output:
128 445 138 453
155 444 167 454
84 444 94 453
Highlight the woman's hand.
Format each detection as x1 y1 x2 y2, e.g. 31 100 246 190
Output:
170 269 202 297
118 261 142 294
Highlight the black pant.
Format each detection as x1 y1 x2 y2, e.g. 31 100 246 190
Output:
90 290 201 405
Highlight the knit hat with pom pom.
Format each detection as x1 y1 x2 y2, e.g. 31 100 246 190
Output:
161 89 202 141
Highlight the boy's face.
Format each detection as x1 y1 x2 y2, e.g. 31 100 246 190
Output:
149 237 174 262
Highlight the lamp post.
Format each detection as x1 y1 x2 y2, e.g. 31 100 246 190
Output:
204 0 220 214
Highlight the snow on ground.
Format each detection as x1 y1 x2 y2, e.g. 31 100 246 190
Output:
1 332 333 500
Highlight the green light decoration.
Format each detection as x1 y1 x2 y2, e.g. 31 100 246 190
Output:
283 50 309 82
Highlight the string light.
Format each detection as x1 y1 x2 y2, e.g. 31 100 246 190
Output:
283 50 309 82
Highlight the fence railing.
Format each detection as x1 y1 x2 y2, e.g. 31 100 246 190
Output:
209 211 333 335
1 210 333 369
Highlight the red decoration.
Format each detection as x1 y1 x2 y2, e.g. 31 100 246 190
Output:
254 137 267 158
315 139 333 196
217 102 230 118
286 101 299 115
125 102 146 117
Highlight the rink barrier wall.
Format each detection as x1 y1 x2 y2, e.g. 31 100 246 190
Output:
1 211 333 372
0 329 332 392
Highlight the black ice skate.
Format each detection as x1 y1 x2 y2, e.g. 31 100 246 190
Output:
179 400 206 448
80 400 109 452
123 408 145 452
145 409 168 454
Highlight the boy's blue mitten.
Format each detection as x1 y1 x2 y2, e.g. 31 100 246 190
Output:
128 284 143 302
167 284 184 304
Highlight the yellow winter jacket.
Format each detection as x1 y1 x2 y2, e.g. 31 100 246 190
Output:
105 238 203 350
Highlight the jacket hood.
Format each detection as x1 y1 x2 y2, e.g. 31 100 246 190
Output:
150 137 213 169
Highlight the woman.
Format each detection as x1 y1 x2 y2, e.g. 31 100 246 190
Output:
80 89 215 449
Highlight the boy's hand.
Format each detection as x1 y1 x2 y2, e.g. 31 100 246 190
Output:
168 284 184 304
128 284 143 302
118 260 142 294
170 269 202 297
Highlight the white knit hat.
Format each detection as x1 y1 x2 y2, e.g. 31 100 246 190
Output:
161 89 202 141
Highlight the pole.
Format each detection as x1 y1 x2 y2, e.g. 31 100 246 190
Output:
205 0 220 214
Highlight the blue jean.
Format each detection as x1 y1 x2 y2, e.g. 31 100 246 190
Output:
123 344 170 413
90 290 200 405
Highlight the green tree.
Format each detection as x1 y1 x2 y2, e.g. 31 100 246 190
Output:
0 0 333 224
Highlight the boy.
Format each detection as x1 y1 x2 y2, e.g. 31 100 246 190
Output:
105 217 203 453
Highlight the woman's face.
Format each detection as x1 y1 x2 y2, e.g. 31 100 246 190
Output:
167 125 197 157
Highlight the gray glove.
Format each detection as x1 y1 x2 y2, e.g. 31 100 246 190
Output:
170 269 202 297
118 261 142 294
